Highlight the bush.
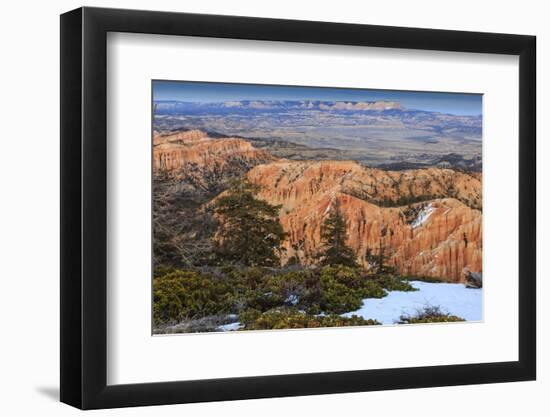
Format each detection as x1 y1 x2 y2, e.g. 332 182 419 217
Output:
153 270 234 325
154 314 237 334
153 264 178 278
318 266 388 313
357 279 388 299
320 265 361 288
401 275 449 283
376 275 418 292
223 267 308 312
239 307 380 330
153 265 393 330
398 305 465 324
226 265 389 316
318 266 361 313
319 281 363 313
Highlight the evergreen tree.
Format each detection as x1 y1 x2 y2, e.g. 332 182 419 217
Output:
213 179 286 267
365 224 395 275
318 202 358 267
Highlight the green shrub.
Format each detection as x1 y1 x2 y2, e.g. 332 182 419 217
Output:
357 279 388 299
222 267 290 311
376 275 418 292
398 305 465 324
263 270 308 299
319 266 362 313
319 281 363 313
153 265 394 329
401 275 449 283
153 264 178 278
240 307 380 330
320 265 361 287
238 308 262 325
318 266 387 313
221 265 389 317
153 270 234 325
401 315 465 324
223 266 267 289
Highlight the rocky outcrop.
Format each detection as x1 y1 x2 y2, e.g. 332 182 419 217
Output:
153 129 208 146
463 268 483 288
153 132 274 194
153 130 482 282
247 160 482 213
152 131 276 268
246 160 482 282
154 138 272 173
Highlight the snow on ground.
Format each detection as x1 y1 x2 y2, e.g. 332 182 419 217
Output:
343 281 482 325
285 294 299 305
411 204 435 228
216 322 243 331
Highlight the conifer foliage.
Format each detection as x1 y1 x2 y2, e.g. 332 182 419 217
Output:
213 179 287 267
318 201 358 267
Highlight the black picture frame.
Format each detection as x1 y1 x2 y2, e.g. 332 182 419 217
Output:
60 6 536 410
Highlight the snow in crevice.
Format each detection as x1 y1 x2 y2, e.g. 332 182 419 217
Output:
323 192 337 215
411 204 435 228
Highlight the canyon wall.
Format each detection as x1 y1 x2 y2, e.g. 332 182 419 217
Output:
153 130 274 194
247 160 482 282
153 131 482 282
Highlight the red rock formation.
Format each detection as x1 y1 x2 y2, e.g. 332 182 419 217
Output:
153 129 208 146
154 138 272 173
153 130 274 199
247 160 482 282
153 133 274 192
153 130 482 282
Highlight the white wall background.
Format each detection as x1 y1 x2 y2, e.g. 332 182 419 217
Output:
0 0 545 415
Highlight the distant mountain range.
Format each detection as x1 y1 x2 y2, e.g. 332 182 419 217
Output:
154 99 404 113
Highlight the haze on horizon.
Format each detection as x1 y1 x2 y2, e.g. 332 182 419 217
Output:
153 80 482 116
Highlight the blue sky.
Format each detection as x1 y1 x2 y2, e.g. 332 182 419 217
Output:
153 80 482 116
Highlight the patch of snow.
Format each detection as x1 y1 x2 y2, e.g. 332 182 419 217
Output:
343 281 482 325
285 294 299 305
323 192 338 215
217 322 243 331
411 204 435 228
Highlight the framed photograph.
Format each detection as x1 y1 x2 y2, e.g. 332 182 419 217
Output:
60 6 536 409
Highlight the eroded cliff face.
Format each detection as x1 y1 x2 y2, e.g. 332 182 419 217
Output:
153 129 209 146
154 131 273 174
152 131 277 268
153 130 274 194
246 160 482 282
153 130 482 282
